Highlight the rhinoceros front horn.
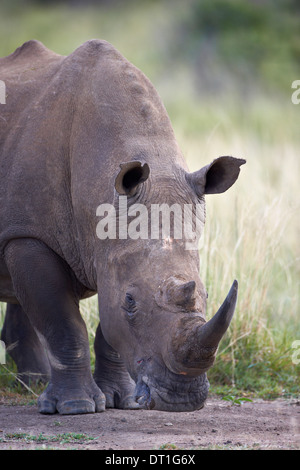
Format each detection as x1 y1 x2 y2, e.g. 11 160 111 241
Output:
168 280 238 376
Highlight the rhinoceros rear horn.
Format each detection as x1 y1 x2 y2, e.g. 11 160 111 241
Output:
115 161 150 196
187 156 246 197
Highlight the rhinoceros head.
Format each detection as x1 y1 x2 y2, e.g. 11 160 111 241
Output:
98 155 245 411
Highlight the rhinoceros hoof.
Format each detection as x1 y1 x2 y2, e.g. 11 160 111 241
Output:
57 399 102 415
104 391 141 410
38 383 106 414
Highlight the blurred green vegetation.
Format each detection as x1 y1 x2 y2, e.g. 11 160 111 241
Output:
0 0 299 398
1 0 300 96
184 0 300 93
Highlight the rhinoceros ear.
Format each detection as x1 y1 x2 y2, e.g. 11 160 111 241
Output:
115 161 150 196
187 156 246 196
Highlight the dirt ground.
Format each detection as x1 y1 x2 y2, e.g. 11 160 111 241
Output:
0 398 299 450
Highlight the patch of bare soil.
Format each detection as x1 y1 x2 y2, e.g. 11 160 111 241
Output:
0 398 299 450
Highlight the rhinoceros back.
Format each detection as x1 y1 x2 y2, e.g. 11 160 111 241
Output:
0 40 183 291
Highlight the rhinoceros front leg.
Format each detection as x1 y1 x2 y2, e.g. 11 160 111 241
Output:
1 303 50 384
4 238 106 414
94 324 139 409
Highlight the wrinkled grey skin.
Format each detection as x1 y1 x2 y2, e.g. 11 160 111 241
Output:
1 303 50 384
0 40 245 414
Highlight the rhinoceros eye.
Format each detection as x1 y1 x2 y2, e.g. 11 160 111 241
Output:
123 293 137 317
126 293 135 304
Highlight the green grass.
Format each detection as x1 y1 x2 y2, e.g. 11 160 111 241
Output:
2 432 97 443
1 431 99 449
0 0 299 400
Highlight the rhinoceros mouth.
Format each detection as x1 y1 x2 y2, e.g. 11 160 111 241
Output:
134 377 155 409
133 363 209 412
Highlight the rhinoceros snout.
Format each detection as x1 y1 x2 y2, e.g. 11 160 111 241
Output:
166 280 238 377
133 361 210 412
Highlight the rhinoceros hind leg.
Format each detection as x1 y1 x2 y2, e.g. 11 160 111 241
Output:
1 303 50 385
94 324 140 409
4 238 106 415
